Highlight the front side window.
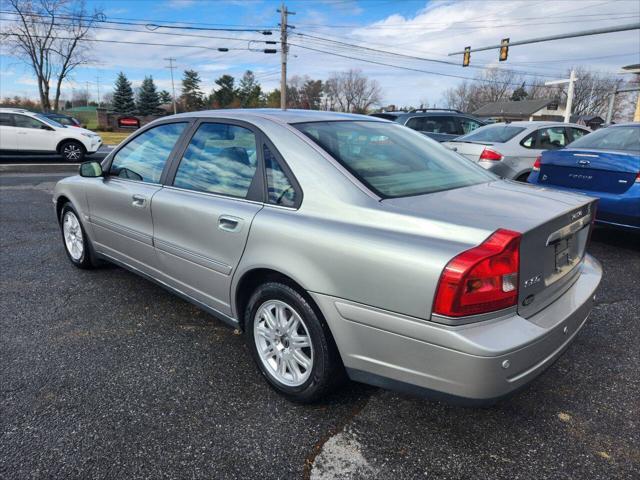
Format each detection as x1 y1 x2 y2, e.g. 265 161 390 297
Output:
568 126 640 152
569 128 588 142
173 123 258 198
264 144 298 207
295 121 494 198
458 124 526 143
459 118 483 134
110 122 187 183
537 127 568 150
14 115 46 129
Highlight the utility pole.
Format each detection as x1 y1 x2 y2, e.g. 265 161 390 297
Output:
164 57 178 115
278 2 295 110
86 81 90 107
545 69 576 123
96 74 101 107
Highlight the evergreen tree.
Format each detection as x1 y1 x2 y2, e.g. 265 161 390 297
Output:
159 90 172 104
212 74 237 108
180 70 204 111
136 76 161 115
112 72 136 114
238 70 262 108
511 82 528 101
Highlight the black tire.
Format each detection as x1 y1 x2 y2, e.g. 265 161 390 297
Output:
60 140 86 162
59 202 97 269
516 172 531 182
245 281 345 403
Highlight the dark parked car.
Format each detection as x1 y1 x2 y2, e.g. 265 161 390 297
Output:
393 109 487 142
43 113 82 128
528 123 640 230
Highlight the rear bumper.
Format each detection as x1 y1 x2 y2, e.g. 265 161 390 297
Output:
312 254 602 405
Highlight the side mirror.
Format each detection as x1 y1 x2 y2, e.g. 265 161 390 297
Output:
79 161 103 178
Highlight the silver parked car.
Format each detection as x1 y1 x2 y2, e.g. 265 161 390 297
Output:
444 121 591 181
53 110 602 404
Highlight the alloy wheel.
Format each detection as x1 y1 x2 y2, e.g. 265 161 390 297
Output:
253 300 314 387
63 143 82 161
63 211 84 261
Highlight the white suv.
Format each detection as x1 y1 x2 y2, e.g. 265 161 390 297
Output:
0 108 102 162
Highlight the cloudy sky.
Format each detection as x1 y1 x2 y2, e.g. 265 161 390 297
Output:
1 0 639 106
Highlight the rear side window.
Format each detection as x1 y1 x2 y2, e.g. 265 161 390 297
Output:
459 118 483 134
458 124 525 143
0 113 13 126
110 122 187 183
295 121 494 198
14 115 45 129
264 144 298 207
173 123 258 198
537 127 568 150
568 126 640 152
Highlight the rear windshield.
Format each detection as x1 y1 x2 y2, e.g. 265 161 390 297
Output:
457 124 525 143
294 121 495 198
568 126 640 152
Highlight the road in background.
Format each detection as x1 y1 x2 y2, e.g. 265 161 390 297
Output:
0 173 638 480
0 144 112 165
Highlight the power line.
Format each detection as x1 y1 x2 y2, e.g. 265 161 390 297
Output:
287 41 617 92
292 31 568 78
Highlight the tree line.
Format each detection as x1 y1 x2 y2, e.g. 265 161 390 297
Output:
107 68 383 115
440 67 633 119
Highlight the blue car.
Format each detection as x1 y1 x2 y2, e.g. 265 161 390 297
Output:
528 123 640 230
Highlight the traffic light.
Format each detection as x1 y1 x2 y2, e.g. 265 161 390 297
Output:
499 38 509 62
462 46 471 67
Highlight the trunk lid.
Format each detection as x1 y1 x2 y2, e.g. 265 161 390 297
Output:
444 140 494 162
382 180 597 318
539 148 639 194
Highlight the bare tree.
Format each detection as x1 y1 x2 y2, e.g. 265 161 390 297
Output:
1 0 102 112
323 69 382 113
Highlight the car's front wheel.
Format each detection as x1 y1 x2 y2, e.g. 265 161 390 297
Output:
245 282 344 402
60 140 86 162
59 203 96 269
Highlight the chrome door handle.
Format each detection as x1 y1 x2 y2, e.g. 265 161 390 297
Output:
131 194 147 207
218 215 242 232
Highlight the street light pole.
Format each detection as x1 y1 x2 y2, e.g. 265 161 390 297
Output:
165 57 178 115
545 69 576 123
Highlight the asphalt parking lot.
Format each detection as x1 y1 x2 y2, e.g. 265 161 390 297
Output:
1 172 638 480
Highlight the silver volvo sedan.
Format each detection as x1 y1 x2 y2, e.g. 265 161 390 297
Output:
53 110 602 404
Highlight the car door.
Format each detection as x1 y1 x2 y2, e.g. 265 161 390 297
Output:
86 121 189 275
13 114 58 152
0 113 18 150
151 121 265 316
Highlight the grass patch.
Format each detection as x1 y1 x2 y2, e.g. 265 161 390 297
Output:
98 131 131 145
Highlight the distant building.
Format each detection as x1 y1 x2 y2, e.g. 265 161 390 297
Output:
473 98 568 123
569 115 605 130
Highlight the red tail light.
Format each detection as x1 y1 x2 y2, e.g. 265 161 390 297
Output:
434 229 521 317
635 171 640 183
532 155 541 172
479 148 503 161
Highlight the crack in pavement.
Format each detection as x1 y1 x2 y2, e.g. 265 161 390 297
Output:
303 391 373 480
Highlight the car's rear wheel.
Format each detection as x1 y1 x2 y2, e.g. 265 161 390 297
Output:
60 140 85 162
245 282 344 402
516 172 531 182
60 203 96 269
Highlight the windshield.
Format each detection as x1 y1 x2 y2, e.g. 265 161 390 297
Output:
35 113 65 128
294 121 495 198
457 124 525 143
569 126 640 152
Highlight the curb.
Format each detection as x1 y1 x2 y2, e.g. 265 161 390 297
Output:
0 163 79 174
